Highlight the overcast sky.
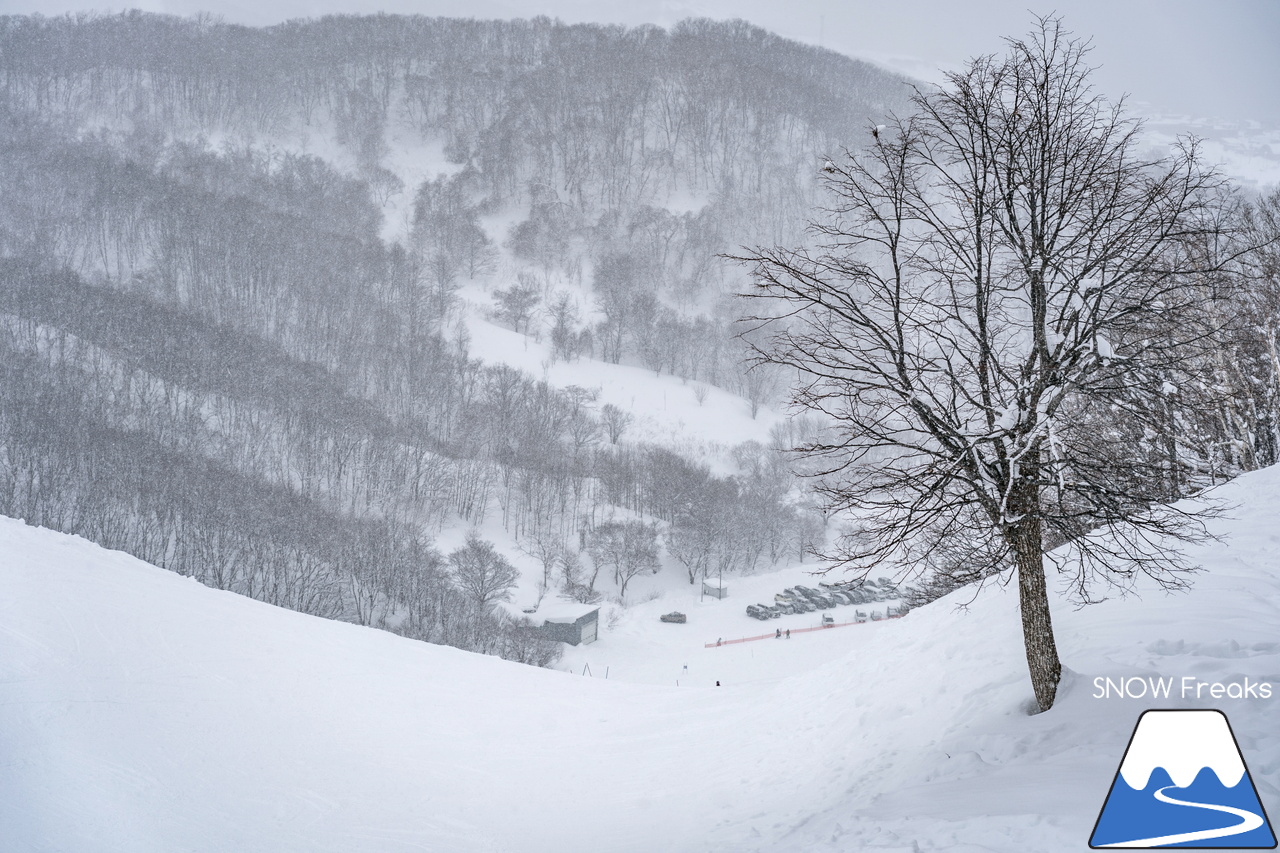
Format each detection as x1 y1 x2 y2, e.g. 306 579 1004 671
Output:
1 0 1277 124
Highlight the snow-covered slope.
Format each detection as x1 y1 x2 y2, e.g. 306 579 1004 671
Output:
3 467 1279 852
461 305 783 459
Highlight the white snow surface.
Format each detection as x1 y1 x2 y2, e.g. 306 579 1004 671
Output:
4 466 1280 852
1118 711 1245 790
462 309 783 465
532 601 599 624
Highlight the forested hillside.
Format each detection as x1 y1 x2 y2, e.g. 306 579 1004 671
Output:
4 12 1276 665
0 12 909 661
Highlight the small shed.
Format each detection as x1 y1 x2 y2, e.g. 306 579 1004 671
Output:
702 577 728 599
533 601 599 646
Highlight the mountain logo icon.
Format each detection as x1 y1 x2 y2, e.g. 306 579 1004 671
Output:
1090 709 1276 848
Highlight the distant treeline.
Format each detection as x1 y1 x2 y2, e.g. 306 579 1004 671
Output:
0 13 906 205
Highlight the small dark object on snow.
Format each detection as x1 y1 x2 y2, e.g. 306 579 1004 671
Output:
660 611 687 624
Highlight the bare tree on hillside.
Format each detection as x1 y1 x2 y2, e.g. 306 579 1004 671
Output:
493 275 542 334
448 533 520 615
600 403 633 444
586 520 661 601
737 17 1241 712
520 532 564 606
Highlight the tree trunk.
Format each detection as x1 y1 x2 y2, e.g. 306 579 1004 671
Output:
1008 509 1062 712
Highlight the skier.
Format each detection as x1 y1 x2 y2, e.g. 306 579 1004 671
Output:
775 628 781 639
785 629 790 639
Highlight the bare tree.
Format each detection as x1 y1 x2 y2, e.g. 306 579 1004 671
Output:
587 519 661 601
1190 188 1280 473
666 514 713 585
547 291 585 361
491 612 564 667
739 360 778 419
600 403 633 444
562 385 602 457
520 531 564 606
737 18 1238 712
557 547 596 603
493 274 542 334
448 533 520 614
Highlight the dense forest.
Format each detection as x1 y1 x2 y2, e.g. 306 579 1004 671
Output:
0 12 910 662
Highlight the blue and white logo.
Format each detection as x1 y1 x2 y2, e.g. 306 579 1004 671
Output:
1091 710 1276 848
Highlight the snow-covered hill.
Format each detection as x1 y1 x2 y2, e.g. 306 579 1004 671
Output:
4 467 1279 852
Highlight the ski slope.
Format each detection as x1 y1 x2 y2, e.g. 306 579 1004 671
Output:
3 467 1279 852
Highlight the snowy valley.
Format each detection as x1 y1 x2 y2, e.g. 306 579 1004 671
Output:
2 10 1280 853
4 464 1279 851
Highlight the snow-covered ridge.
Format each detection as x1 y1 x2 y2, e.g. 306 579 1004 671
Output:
1118 710 1246 789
